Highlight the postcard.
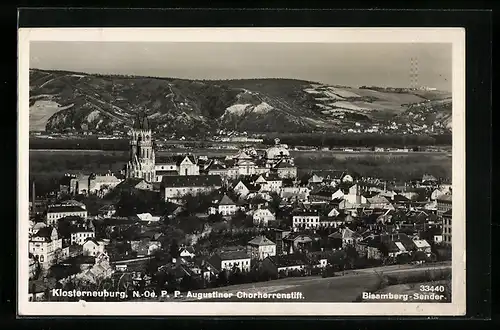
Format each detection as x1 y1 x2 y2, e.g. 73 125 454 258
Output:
18 27 465 316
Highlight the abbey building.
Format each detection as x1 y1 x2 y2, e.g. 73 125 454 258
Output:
126 112 156 182
126 113 298 185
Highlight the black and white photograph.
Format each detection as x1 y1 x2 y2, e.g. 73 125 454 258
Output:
18 28 466 316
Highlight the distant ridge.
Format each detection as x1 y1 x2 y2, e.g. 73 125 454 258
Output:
29 69 452 135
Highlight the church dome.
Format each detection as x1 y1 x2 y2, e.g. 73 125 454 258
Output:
266 145 290 159
133 112 150 130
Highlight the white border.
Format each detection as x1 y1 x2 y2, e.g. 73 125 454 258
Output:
18 27 466 316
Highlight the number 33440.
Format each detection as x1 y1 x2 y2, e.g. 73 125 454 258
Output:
419 285 445 292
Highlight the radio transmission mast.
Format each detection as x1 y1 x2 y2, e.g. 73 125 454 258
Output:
409 57 419 90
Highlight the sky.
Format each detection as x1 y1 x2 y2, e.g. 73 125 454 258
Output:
30 41 452 91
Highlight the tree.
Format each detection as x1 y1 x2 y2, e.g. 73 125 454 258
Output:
396 253 412 265
169 240 180 260
52 248 64 265
231 209 248 228
216 270 228 287
268 192 283 214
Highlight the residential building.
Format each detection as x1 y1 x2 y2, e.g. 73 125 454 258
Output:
292 212 320 229
261 254 310 277
259 173 283 193
247 236 277 260
136 212 161 222
70 227 95 245
272 159 298 179
29 226 63 268
179 246 196 259
46 204 87 226
82 239 106 257
437 194 452 216
413 239 432 255
252 208 276 226
209 194 237 216
88 171 123 194
161 175 222 202
328 227 362 248
442 209 452 245
206 250 251 273
130 239 161 257
98 204 116 218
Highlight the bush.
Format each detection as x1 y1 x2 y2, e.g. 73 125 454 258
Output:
321 265 336 278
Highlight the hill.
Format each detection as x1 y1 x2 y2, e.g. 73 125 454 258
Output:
28 69 452 135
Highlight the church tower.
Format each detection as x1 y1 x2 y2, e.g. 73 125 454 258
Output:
126 112 156 182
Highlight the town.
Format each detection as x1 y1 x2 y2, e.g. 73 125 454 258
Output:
28 112 453 302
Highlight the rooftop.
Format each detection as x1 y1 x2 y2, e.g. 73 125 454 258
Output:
47 205 86 214
219 194 236 206
248 235 276 246
161 175 222 188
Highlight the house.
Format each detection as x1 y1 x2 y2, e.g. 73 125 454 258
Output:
308 174 324 184
364 233 417 259
280 186 310 202
343 184 368 205
252 208 276 226
46 204 87 225
114 178 154 192
130 238 162 257
437 194 452 216
179 246 196 259
366 194 393 209
247 235 277 260
261 254 310 277
209 194 237 216
206 250 251 273
30 221 47 237
136 212 161 222
442 209 452 245
70 227 95 245
328 227 362 248
206 161 229 177
309 188 344 203
88 171 123 194
258 173 283 193
232 180 251 198
82 239 106 257
318 216 344 228
272 159 298 179
413 239 432 255
29 226 63 268
161 175 223 202
430 188 446 201
421 174 438 186
292 211 320 229
283 233 316 254
327 207 340 218
98 204 116 218
73 252 114 285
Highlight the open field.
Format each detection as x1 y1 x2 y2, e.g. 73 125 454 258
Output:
132 262 451 303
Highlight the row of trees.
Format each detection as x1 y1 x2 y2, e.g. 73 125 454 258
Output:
263 133 452 148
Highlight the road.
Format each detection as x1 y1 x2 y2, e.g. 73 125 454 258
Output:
137 262 450 303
